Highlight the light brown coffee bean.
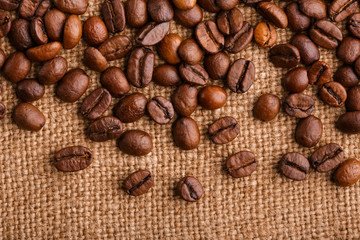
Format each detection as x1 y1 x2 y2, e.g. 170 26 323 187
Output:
26 41 62 62
63 15 82 49
13 102 46 131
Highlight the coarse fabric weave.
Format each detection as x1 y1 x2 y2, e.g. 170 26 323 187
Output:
0 0 359 239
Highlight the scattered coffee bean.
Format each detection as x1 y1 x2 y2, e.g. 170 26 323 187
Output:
113 93 147 123
335 65 359 88
309 20 343 49
98 35 132 61
253 94 280 122
225 21 253 53
3 51 31 83
63 15 82 49
284 93 315 118
203 52 230 80
333 158 360 186
56 68 89 102
44 9 66 41
346 86 360 111
30 17 48 45
208 116 239 144
81 88 112 120
125 0 148 28
308 61 332 86
135 21 170 46
197 0 220 13
54 146 92 172
329 0 358 22
175 4 203 28
198 85 227 110
336 111 360 134
38 56 68 85
153 64 181 87
88 116 123 142
127 47 154 88
18 0 49 20
0 48 5 68
226 151 257 178
283 67 308 93
269 43 300 68
157 33 182 65
84 47 108 72
53 0 88 15
172 83 198 117
16 79 45 102
337 37 360 64
177 176 203 202
8 18 34 51
257 1 288 28
310 143 344 172
172 117 200 150
0 11 11 38
0 102 5 120
26 41 62 62
101 67 130 97
83 16 108 46
179 63 209 86
172 0 196 10
216 8 243 35
123 170 154 196
13 102 45 131
280 152 310 181
297 0 327 19
285 2 311 32
0 0 20 11
147 96 174 124
118 130 153 156
102 0 126 33
348 13 360 39
319 81 347 107
254 22 277 48
148 0 173 23
178 38 203 65
291 34 319 66
227 58 255 93
295 115 323 147
195 20 224 54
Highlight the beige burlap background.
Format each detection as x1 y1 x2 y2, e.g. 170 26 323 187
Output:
0 0 359 239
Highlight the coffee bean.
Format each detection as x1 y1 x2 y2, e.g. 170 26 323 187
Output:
197 0 220 13
3 52 31 83
333 158 360 186
354 57 360 77
284 93 315 118
280 152 310 181
285 2 311 32
172 83 198 117
175 4 203 28
269 44 300 68
63 15 82 49
257 2 288 28
172 117 200 150
203 52 230 80
283 67 308 93
38 56 68 85
56 68 89 102
291 34 319 66
81 88 112 120
0 102 5 120
19 0 49 19
348 13 360 38
54 146 92 172
118 130 153 156
208 116 239 144
329 0 357 22
337 111 360 134
216 8 243 35
0 11 11 38
98 35 132 61
298 0 327 19
135 21 170 46
226 151 257 178
177 176 203 202
148 0 173 23
225 21 253 53
101 67 130 97
113 93 147 123
123 170 154 196
227 58 255 93
125 0 147 28
88 116 123 142
147 96 174 124
309 20 343 50
198 85 227 110
0 0 20 11
178 38 203 65
157 33 182 65
26 41 62 62
195 20 224 54
172 0 196 10
216 0 238 10
53 0 88 15
16 78 45 102
8 19 34 51
346 86 360 111
44 9 66 41
83 16 108 46
84 47 108 72
310 143 344 172
254 22 277 48
295 115 323 147
13 102 45 131
308 61 332 86
102 0 125 33
319 81 347 107
153 64 181 86
0 48 5 68
335 65 359 88
253 94 280 122
179 63 208 86
127 47 154 88
337 37 360 64
30 17 48 45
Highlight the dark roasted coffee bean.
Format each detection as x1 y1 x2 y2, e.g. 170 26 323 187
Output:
13 102 45 131
335 65 359 88
225 21 253 53
54 146 92 172
257 2 288 28
172 84 198 116
346 86 360 111
0 0 20 11
216 0 238 10
198 85 227 110
53 0 88 15
348 13 360 39
0 48 5 68
310 143 344 172
309 20 342 50
284 93 315 118
123 170 154 196
118 130 153 156
295 115 323 147
44 9 66 41
285 2 311 32
175 4 203 28
148 0 173 23
135 21 170 46
291 34 319 66
179 63 208 86
127 47 154 88
337 111 360 133
113 93 147 123
333 158 360 186
30 17 48 45
177 176 203 202
197 0 219 13
63 15 82 49
329 0 357 22
178 38 203 65
204 52 230 80
102 0 125 33
216 8 243 35
208 116 239 144
81 88 112 120
157 33 182 64
195 21 224 54
16 78 45 102
172 117 200 150
253 94 280 122
337 37 360 64
8 19 34 51
172 0 196 10
254 22 277 48
298 0 326 19
83 16 108 46
280 152 310 181
308 61 332 86
147 96 174 124
0 11 11 38
56 68 89 102
101 67 130 97
319 81 347 107
227 58 255 93
0 102 5 120
283 67 308 93
38 56 67 85
153 64 181 86
3 52 31 83
98 35 132 61
269 44 300 68
125 0 148 28
88 116 123 142
226 151 256 178
84 47 108 72
26 41 62 62
19 0 49 20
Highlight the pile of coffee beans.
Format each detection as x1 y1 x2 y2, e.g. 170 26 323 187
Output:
0 0 360 202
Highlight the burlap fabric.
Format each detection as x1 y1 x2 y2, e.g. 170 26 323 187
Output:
0 0 359 239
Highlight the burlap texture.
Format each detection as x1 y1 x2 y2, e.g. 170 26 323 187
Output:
0 0 359 239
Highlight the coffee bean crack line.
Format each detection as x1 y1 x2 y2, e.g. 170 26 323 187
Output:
236 60 250 92
129 173 152 195
314 65 328 85
325 86 343 104
284 159 307 173
184 179 199 200
210 123 238 137
56 154 91 161
83 91 108 116
285 102 313 112
332 0 357 20
313 147 343 167
228 160 256 172
153 98 171 119
313 26 338 42
89 125 121 136
185 64 207 81
205 22 221 49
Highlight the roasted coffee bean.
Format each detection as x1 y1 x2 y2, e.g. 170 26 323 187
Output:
127 47 154 88
329 0 357 22
147 96 174 124
53 0 88 15
291 34 319 66
3 52 31 83
283 67 308 93
179 63 209 86
101 67 130 97
254 22 277 48
172 0 196 10
26 41 62 62
148 0 173 23
172 83 198 116
88 116 123 142
98 35 132 61
125 0 148 28
135 21 170 46
226 151 256 178
8 19 34 51
284 93 315 118
153 64 181 86
172 117 200 150
13 102 45 131
113 93 147 123
337 37 360 64
269 44 300 68
44 9 66 41
335 65 359 88
308 61 332 86
216 0 238 10
56 69 89 102
175 4 203 28
123 170 154 196
84 47 108 72
280 152 310 181
298 0 326 19
198 85 227 110
337 111 360 133
319 81 347 107
81 88 112 120
157 33 182 64
333 158 360 186
225 22 253 54
309 20 342 50
195 21 224 54
16 78 45 102
30 17 48 45
63 15 82 49
0 0 20 11
178 38 203 65
346 86 360 111
227 58 255 93
0 11 11 38
197 0 220 13
19 0 49 19
257 2 288 29
102 0 125 33
285 2 311 32
54 146 92 172
348 13 360 39
253 94 280 122
0 48 5 68
354 57 360 77
295 115 323 147
83 16 107 46
118 130 153 156
208 116 239 144
310 143 344 172
204 52 230 80
216 8 243 35
177 176 203 202
38 56 68 85
0 102 5 120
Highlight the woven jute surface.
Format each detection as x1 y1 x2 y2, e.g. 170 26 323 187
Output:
0 0 359 239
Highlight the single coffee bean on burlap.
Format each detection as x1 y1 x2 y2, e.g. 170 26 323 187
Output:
56 68 89 102
198 85 227 110
54 146 92 172
153 64 181 86
125 0 148 28
147 0 173 23
346 86 360 111
179 63 209 86
204 52 230 80
113 93 147 123
30 17 48 45
44 9 66 41
101 67 130 97
13 102 45 131
81 88 112 120
227 58 255 93
348 13 360 38
98 35 132 61
173 0 196 10
319 81 347 107
26 41 62 62
19 0 49 20
285 2 311 32
335 65 359 88
0 102 5 120
175 4 203 28
297 0 326 19
172 117 200 150
157 33 182 64
208 116 239 144
88 116 123 142
257 1 288 28
172 83 198 117
83 16 108 46
0 0 20 10
336 111 360 133
225 21 253 53
38 56 68 85
308 61 332 86
177 176 204 202
254 22 277 48
178 38 204 65
127 47 154 88
123 170 154 196
84 47 108 72
283 67 308 93
333 158 360 186
284 93 315 118
8 18 34 51
195 20 224 54
329 0 358 22
291 34 319 66
280 152 310 181
147 96 174 124
102 0 126 33
337 37 360 64
118 130 153 156
3 52 31 83
295 115 323 147
216 8 243 35
226 151 257 178
135 21 170 46
0 11 11 38
197 0 220 13
310 143 344 172
63 15 82 49
0 48 5 68
16 79 45 102
53 0 88 14
253 94 280 122
309 20 342 49
269 43 300 68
